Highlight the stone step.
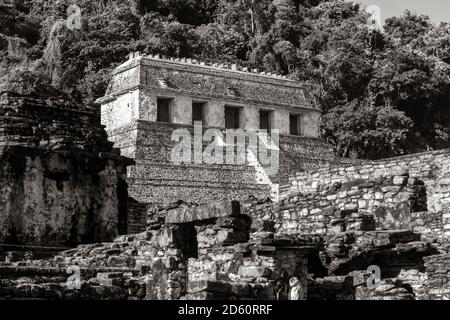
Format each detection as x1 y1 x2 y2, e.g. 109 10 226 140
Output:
0 244 73 263
354 230 421 247
0 251 61 262
0 266 140 279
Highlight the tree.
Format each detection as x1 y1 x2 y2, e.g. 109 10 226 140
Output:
3 0 450 158
140 0 218 25
423 23 450 63
323 100 413 159
384 10 432 47
296 4 375 111
194 23 248 61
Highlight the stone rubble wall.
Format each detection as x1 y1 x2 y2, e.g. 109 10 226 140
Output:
244 174 432 238
421 254 450 299
307 276 355 300
285 149 450 240
277 135 358 186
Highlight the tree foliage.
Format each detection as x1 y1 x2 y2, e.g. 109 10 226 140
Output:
1 0 450 159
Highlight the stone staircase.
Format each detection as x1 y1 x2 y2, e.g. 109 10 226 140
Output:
0 244 72 263
0 266 141 300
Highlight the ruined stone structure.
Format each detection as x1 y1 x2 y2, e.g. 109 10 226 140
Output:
0 200 313 300
1 190 449 300
2 55 450 301
97 53 344 207
0 92 132 246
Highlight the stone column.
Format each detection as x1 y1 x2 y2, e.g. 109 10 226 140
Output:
241 106 259 131
272 109 290 135
138 89 157 122
301 112 320 138
205 99 225 128
172 96 193 124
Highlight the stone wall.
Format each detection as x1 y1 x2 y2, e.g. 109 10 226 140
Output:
278 134 356 184
0 93 131 246
285 149 450 240
0 266 146 300
244 173 432 237
421 254 450 299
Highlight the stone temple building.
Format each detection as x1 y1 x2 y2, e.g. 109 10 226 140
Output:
97 52 344 206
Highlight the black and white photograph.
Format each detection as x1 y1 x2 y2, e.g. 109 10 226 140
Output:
0 0 450 307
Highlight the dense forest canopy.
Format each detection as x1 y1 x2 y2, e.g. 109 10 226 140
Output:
1 0 450 159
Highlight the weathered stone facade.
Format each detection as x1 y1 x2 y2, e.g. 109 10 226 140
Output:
0 93 132 246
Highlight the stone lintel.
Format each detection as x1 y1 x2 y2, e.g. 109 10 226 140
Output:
165 200 241 224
